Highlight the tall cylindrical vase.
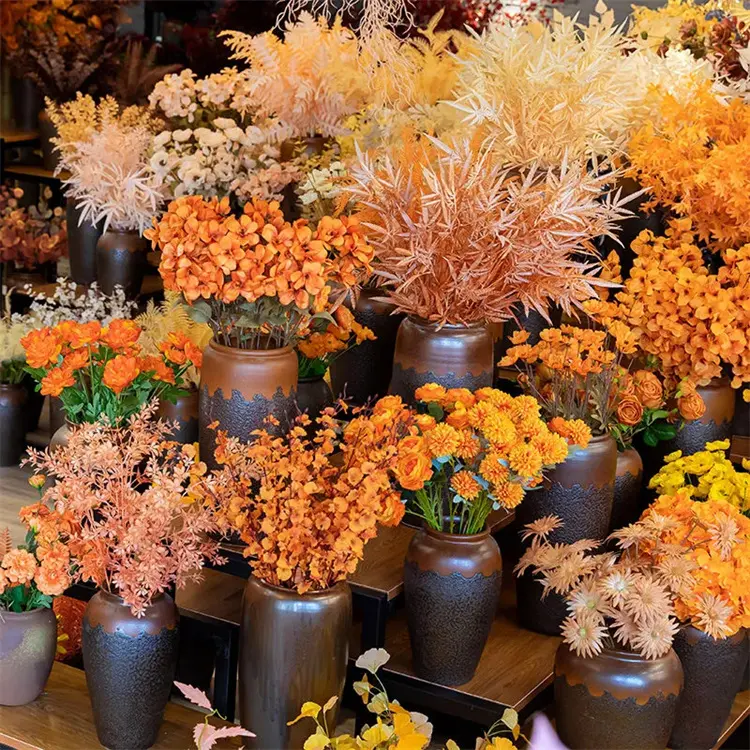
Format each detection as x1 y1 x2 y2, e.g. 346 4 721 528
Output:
82 590 179 750
37 109 60 173
96 229 149 299
611 447 644 531
66 201 103 286
0 382 28 466
329 288 404 405
389 317 493 406
404 526 502 686
296 376 334 421
199 341 298 470
239 576 351 750
10 78 42 132
158 390 199 445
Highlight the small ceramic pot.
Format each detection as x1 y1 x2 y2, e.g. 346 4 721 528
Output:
158 390 199 445
96 229 149 299
37 109 60 172
199 340 297 470
82 590 179 750
404 525 502 686
669 626 749 750
611 447 644 531
10 77 42 131
296 376 334 421
390 317 493 406
329 288 405 405
555 643 683 749
66 200 103 286
239 576 351 750
0 382 28 466
0 606 57 705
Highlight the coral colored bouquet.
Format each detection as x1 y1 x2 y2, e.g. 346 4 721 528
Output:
396 384 588 532
21 318 200 426
146 195 373 349
23 406 223 616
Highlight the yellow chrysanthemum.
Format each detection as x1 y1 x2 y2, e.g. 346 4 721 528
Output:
509 444 543 478
532 431 570 465
510 394 541 421
483 414 517 450
456 430 480 460
424 422 461 458
480 452 510 485
495 481 525 509
566 419 592 449
451 470 482 500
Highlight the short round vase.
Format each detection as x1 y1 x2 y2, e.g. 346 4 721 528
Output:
66 201 103 286
158 390 199 445
239 576 351 750
296 376 334 421
669 626 749 750
611 447 644 531
95 229 149 299
389 317 493 406
82 590 179 750
0 383 28 466
0 606 57 705
555 643 683 750
404 525 502 686
199 341 297 470
329 288 405 405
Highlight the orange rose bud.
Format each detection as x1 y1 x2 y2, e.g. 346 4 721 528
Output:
394 452 433 491
617 396 644 427
678 393 706 421
102 355 141 394
633 370 664 409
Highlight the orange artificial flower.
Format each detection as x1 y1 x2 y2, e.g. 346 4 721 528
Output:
394 452 433 491
21 327 62 369
40 366 75 397
678 393 707 421
35 561 71 597
414 383 448 405
102 355 140 394
451 470 481 500
101 319 141 352
62 348 89 372
617 397 645 427
2 548 37 585
67 321 101 349
139 356 175 384
633 370 664 409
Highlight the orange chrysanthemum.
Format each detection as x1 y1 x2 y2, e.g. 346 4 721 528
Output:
2 548 37 585
21 327 62 369
102 355 140 394
101 319 141 352
424 422 461 458
40 366 75 397
495 481 525 509
451 470 482 500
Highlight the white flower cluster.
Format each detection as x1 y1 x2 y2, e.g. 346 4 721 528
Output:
296 161 348 219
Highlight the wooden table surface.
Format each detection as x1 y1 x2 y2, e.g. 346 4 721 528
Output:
713 689 750 749
0 662 240 750
3 164 70 181
0 127 39 144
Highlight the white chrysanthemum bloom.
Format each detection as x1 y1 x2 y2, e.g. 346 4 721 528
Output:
172 129 193 143
149 70 198 120
212 117 238 131
152 131 172 149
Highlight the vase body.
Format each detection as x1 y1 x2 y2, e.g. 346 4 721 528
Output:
0 383 28 466
82 590 179 750
49 396 66 436
96 229 148 299
611 448 644 531
390 317 493 406
0 606 57 705
555 643 683 749
37 109 60 172
158 390 199 445
296 376 334 420
66 201 103 286
404 526 502 686
22 374 44 433
515 571 569 636
669 626 749 750
239 576 351 750
199 341 297 470
329 289 404 405
497 306 562 359
11 78 41 131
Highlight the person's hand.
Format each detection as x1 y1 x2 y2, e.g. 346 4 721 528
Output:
529 713 567 750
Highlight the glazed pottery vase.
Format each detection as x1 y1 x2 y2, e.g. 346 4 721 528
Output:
669 626 749 750
66 201 103 286
199 341 297 470
49 396 66 436
296 376 334 420
404 525 502 686
0 606 57 705
496 306 562 361
22 374 44 433
515 434 616 635
158 390 199 445
37 109 60 172
10 78 42 131
390 317 493 406
82 590 179 750
96 229 149 299
239 576 351 750
0 382 28 466
610 448 644 531
50 420 73 451
329 288 404 405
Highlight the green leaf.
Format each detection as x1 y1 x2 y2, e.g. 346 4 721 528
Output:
643 430 659 447
651 423 677 441
188 300 212 324
426 402 444 421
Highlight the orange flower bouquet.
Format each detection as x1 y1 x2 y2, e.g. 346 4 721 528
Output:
22 318 201 426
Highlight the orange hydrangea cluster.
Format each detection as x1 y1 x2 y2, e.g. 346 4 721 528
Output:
584 219 750 386
21 319 199 426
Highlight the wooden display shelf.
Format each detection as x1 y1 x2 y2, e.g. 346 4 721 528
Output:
0 126 39 145
0 662 241 750
3 164 70 182
714 689 750 749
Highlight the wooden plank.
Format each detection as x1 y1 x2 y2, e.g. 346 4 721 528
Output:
0 127 39 144
3 165 70 181
714 690 750 749
176 567 244 627
0 662 241 750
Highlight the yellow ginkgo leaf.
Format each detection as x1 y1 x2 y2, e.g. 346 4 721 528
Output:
445 741 461 750
393 735 429 750
323 696 339 713
304 729 332 750
289 701 322 725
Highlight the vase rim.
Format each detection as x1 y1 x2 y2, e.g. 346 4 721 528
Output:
0 605 53 618
565 642 672 662
0 382 23 390
422 523 491 542
97 588 166 607
249 574 349 598
208 339 293 356
407 316 486 330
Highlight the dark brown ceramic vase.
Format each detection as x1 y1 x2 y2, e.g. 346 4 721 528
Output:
404 526 502 686
555 643 683 750
296 376 334 420
158 390 199 445
96 229 149 299
0 606 57 705
390 317 494 406
611 447 644 531
11 78 42 131
82 590 179 750
37 109 60 172
669 626 749 750
0 383 28 466
329 288 405 405
199 340 297 470
239 576 351 750
66 201 103 286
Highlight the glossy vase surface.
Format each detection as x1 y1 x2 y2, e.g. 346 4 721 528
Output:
555 643 683 749
669 626 749 750
66 201 103 286
49 396 66 436
96 229 148 299
158 390 199 445
239 576 351 750
329 289 404 405
296 377 334 421
22 374 44 433
11 78 41 131
0 606 57 705
37 110 60 172
0 383 28 466
611 448 644 531
404 526 502 686
497 306 562 360
199 341 297 470
82 590 179 750
390 317 493 406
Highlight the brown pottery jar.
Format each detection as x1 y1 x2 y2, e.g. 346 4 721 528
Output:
199 341 298 470
66 200 103 286
82 590 179 750
404 525 502 686
0 606 57 705
296 376 334 421
239 576 351 750
158 390 199 445
611 447 644 531
555 643 683 749
0 383 28 466
96 229 149 299
390 317 494 406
